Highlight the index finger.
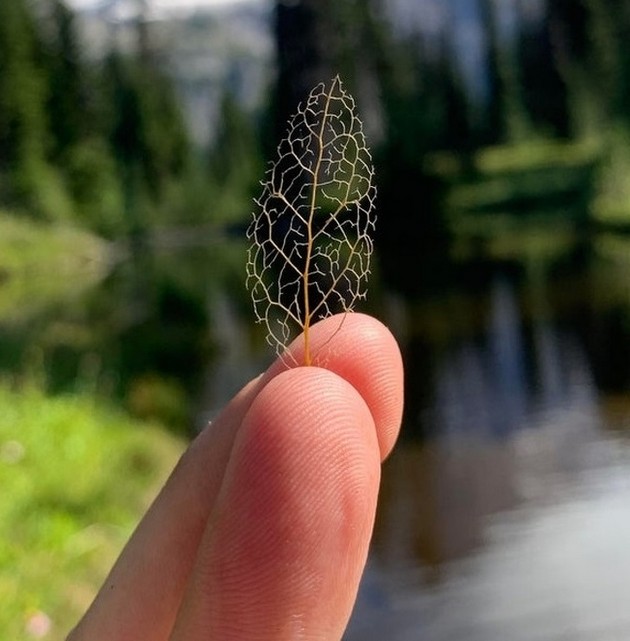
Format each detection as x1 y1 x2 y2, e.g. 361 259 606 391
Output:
68 313 404 641
266 312 404 459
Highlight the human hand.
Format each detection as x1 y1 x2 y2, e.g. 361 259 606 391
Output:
68 313 404 641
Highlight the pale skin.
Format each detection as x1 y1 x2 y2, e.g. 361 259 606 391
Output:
68 313 404 641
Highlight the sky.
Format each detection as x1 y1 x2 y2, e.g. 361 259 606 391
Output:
66 0 264 11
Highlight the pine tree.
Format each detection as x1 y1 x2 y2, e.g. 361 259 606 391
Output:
0 0 48 185
210 90 261 191
46 0 90 159
516 0 570 138
104 52 189 202
546 0 605 137
600 0 630 125
477 0 507 144
274 0 386 142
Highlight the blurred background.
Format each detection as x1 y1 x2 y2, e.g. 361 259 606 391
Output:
1 0 630 638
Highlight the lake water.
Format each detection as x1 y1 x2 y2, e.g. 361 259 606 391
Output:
345 233 630 640
2 227 630 639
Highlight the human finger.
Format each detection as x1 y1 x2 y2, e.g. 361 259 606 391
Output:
170 366 381 641
68 314 403 640
266 313 404 459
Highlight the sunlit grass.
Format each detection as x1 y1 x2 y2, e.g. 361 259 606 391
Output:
426 139 600 219
449 214 577 263
446 165 589 212
426 138 600 179
0 380 185 640
592 127 630 226
473 138 600 173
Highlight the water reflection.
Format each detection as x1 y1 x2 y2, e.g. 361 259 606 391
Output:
346 275 630 641
195 290 264 428
3 228 630 637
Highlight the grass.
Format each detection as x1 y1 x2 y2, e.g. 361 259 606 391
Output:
0 379 185 640
425 139 600 222
473 138 600 173
0 212 111 323
449 214 577 263
591 127 630 227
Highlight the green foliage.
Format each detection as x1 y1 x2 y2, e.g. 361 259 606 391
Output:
103 53 190 201
13 160 77 222
45 0 91 159
516 2 569 138
473 138 600 173
63 139 124 235
274 0 389 141
0 0 94 221
207 91 263 222
478 0 509 144
161 158 215 225
589 0 630 123
0 0 192 231
437 140 599 217
592 124 630 225
0 379 184 640
0 0 50 212
0 213 109 323
126 373 190 432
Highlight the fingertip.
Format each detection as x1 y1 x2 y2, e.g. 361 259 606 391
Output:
265 313 404 459
333 313 404 458
241 366 382 532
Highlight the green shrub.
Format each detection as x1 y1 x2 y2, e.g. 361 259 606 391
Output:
0 380 184 640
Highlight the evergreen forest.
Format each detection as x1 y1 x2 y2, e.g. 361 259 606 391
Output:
4 1 630 638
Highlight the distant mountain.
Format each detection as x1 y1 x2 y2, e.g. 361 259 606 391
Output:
70 0 490 146
74 0 274 147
